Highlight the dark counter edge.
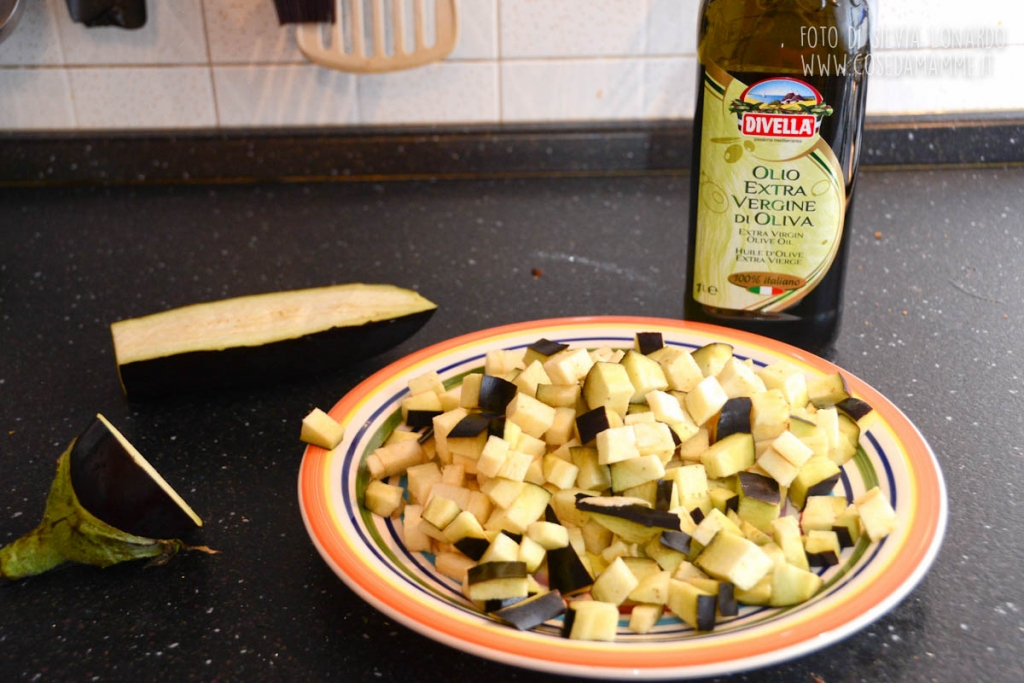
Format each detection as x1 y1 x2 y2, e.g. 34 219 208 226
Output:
2 113 1022 186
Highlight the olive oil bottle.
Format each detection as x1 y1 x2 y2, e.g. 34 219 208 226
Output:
684 0 871 356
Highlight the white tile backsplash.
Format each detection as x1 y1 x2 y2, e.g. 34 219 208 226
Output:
0 0 64 66
865 44 1024 114
499 0 648 58
0 69 75 129
214 64 357 126
358 62 498 124
0 0 1021 132
646 0 700 55
69 67 217 129
448 0 497 60
643 57 697 119
876 0 1023 48
502 59 644 122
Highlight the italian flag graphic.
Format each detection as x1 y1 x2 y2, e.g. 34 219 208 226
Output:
748 285 786 296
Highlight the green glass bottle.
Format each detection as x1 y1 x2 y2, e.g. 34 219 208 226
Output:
684 0 872 356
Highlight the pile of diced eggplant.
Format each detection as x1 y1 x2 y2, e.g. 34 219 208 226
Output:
361 333 898 641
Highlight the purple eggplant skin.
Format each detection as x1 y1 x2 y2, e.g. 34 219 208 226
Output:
117 309 436 398
660 530 692 555
635 332 664 355
655 479 674 511
545 545 594 596
807 549 840 568
560 604 577 638
477 375 519 414
576 496 683 531
575 406 616 446
467 561 528 584
836 396 873 422
454 537 490 562
70 417 200 539
738 471 781 506
448 413 493 438
541 505 594 596
696 593 718 632
406 409 442 430
486 416 507 438
717 582 738 617
804 472 843 504
492 590 567 630
527 338 569 358
484 596 526 612
832 524 855 549
715 397 752 442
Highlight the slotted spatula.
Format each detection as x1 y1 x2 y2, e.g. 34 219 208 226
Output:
297 0 459 73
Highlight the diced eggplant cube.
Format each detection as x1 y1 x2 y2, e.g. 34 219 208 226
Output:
576 406 618 446
566 600 620 642
466 561 530 602
448 413 493 439
523 338 569 366
694 532 773 591
628 603 664 634
478 375 519 414
583 362 634 418
543 347 595 386
771 561 824 606
506 392 557 439
807 371 850 408
635 331 664 355
301 408 345 450
406 409 443 430
804 529 842 567
738 471 781 505
700 432 755 479
757 360 809 408
788 456 842 510
667 579 717 632
493 590 567 630
656 479 674 511
591 556 640 606
546 545 594 596
715 397 752 441
855 486 898 542
454 536 490 561
749 389 790 442
716 581 738 617
716 358 767 399
596 425 640 465
685 376 729 427
690 342 734 378
836 396 875 425
660 530 693 555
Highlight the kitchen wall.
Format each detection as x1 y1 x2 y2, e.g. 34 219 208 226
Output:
0 0 1020 131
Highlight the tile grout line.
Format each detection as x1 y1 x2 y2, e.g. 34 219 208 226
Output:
198 0 222 130
47 0 81 129
495 0 503 124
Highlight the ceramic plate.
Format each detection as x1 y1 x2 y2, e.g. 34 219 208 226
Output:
298 317 946 679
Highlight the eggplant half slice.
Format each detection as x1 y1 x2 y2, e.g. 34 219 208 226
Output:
0 415 206 581
111 283 437 397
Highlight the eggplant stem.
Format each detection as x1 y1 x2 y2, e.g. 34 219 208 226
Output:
0 522 67 581
0 441 196 581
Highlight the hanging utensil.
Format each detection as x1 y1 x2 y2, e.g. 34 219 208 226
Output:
0 0 24 44
296 0 459 73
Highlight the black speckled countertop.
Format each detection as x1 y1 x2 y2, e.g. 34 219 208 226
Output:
1 162 1023 682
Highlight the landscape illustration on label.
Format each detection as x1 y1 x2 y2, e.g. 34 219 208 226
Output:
730 78 833 139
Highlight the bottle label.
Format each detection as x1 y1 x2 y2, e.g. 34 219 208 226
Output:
692 62 847 313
